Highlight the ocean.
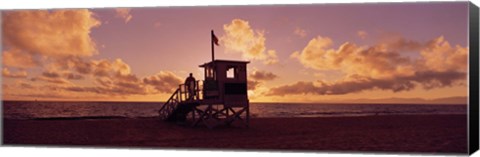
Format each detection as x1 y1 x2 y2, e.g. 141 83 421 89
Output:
2 101 467 120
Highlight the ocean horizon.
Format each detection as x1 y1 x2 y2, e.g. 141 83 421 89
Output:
2 101 467 120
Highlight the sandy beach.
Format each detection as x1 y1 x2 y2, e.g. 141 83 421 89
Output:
3 114 467 154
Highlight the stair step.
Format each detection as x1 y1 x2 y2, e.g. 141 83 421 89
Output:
165 102 200 122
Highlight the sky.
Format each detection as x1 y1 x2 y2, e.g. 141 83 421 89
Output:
1 2 470 103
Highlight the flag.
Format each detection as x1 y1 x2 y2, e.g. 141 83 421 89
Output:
212 31 219 46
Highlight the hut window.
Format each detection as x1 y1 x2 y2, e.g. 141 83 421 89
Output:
226 67 235 78
206 67 211 78
205 67 215 79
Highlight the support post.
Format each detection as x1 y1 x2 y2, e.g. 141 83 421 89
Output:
246 105 250 128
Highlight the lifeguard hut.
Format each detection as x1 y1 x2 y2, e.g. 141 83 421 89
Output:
158 30 250 128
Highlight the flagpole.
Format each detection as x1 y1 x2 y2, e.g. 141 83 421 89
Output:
211 30 215 62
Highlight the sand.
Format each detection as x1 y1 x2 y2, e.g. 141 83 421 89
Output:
3 115 467 154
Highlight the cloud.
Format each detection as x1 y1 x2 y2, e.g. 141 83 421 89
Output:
264 50 279 65
115 8 133 23
291 35 467 79
39 57 184 96
420 36 468 72
90 78 147 96
63 85 144 96
2 68 28 78
57 57 132 77
32 67 81 84
143 71 183 93
247 79 261 90
64 72 84 80
222 19 278 64
63 57 182 95
41 70 84 80
2 49 39 68
19 82 35 89
2 9 101 58
290 36 341 70
64 58 149 95
268 70 466 96
1 9 186 100
267 81 316 96
91 59 132 77
250 69 278 81
357 30 368 39
41 71 61 78
382 36 424 51
275 35 468 96
294 27 307 38
16 56 163 96
62 70 182 96
31 76 71 85
247 69 278 90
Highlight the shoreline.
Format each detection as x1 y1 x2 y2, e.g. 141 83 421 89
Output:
3 114 468 154
3 113 468 121
2 100 468 105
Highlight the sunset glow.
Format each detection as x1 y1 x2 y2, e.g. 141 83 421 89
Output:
2 3 469 103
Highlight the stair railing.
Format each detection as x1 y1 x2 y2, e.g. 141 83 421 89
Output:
158 88 180 120
158 80 203 120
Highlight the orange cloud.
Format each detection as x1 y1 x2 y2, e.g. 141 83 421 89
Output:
41 70 84 80
264 50 279 65
62 57 184 96
31 76 72 85
1 9 187 100
63 73 84 80
420 36 468 72
91 59 132 77
2 68 27 78
247 69 278 91
18 81 35 89
275 35 467 96
291 35 466 79
63 58 146 95
250 69 278 81
61 70 182 97
2 49 39 68
67 59 181 95
3 52 184 98
54 57 132 78
143 71 183 93
290 36 337 70
2 9 100 58
222 19 278 64
247 79 262 91
115 8 133 23
268 70 466 96
22 69 183 98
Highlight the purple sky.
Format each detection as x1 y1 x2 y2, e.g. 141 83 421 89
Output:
91 2 468 78
2 2 470 102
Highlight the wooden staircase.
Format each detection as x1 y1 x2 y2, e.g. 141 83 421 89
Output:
158 80 249 128
158 83 201 122
165 102 199 122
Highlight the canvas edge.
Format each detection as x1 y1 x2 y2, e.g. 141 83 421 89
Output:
469 1 480 155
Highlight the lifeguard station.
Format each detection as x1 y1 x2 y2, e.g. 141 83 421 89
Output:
158 30 250 128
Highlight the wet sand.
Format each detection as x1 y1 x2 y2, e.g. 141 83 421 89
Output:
3 114 468 154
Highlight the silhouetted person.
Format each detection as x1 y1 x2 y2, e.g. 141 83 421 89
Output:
185 73 196 100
